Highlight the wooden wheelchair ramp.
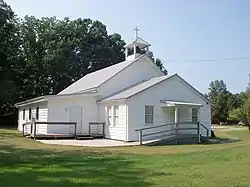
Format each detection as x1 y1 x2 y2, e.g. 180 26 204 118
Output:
135 122 209 146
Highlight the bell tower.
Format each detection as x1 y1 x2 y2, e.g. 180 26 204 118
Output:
124 27 151 61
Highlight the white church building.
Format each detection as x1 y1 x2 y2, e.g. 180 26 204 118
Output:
15 30 211 142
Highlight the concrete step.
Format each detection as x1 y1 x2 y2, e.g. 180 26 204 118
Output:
76 134 94 140
76 136 94 140
76 134 104 140
90 134 104 139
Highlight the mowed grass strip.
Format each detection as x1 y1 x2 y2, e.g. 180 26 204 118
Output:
0 127 249 187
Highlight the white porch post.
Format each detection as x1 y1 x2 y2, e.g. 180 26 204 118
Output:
197 108 200 123
197 107 201 143
174 107 179 124
174 107 179 135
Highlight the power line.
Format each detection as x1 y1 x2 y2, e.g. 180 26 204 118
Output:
58 55 250 64
160 56 250 63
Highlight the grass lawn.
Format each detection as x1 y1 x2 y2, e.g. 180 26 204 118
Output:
0 128 250 187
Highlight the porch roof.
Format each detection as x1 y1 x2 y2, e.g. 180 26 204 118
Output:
160 100 203 108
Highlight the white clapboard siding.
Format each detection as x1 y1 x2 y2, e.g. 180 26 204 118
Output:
104 105 127 141
142 108 195 139
17 108 27 132
139 123 175 141
127 75 211 141
89 123 104 135
35 105 48 135
178 123 198 135
98 55 163 98
17 109 23 131
177 108 197 135
179 108 192 123
199 105 211 136
23 123 31 134
17 102 48 134
137 107 175 141
47 96 98 135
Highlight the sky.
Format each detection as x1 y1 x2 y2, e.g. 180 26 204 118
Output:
6 0 250 94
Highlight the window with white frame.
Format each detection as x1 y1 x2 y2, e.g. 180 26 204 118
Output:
107 106 112 126
192 108 198 123
113 106 119 126
106 106 119 126
145 105 154 124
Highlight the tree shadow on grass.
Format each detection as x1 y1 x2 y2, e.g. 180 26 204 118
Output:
147 135 243 146
208 137 241 144
0 132 22 139
0 145 151 187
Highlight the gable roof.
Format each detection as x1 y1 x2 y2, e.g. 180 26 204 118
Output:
124 36 151 48
100 74 211 104
175 75 211 104
101 75 172 102
14 91 101 107
58 55 146 95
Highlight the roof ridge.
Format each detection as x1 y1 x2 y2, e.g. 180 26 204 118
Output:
58 54 146 95
99 79 148 101
135 36 151 45
100 74 176 102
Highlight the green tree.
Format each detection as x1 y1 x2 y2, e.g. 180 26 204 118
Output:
17 16 126 99
208 80 230 124
241 76 250 130
227 92 246 111
227 77 250 130
17 16 166 100
1 2 166 107
228 93 250 130
0 0 21 115
228 107 246 124
244 91 250 130
148 51 167 74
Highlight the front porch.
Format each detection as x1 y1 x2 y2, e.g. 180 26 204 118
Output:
135 100 209 145
160 100 203 125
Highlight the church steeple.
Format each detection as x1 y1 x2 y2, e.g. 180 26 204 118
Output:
124 27 151 61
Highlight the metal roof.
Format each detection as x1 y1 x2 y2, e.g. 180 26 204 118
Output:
101 75 174 102
58 55 146 95
14 91 100 107
100 73 211 105
124 36 151 48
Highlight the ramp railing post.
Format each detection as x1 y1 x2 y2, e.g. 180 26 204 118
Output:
22 123 25 136
30 122 32 136
74 122 77 139
176 122 178 136
102 123 105 138
206 127 209 139
139 130 142 145
34 122 37 140
197 122 200 143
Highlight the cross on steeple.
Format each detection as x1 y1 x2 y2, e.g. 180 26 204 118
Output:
134 27 139 38
124 27 151 61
